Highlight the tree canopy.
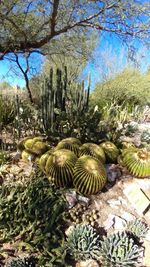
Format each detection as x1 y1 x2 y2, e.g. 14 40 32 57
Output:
0 0 150 59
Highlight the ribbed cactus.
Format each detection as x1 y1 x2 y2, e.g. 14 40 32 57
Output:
41 67 90 134
67 224 101 261
122 147 150 177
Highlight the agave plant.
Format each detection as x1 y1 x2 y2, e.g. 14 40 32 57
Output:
67 224 101 261
79 143 106 163
122 147 150 177
100 231 143 267
100 141 119 163
55 137 81 156
126 219 149 239
141 130 150 143
73 155 107 195
45 149 78 187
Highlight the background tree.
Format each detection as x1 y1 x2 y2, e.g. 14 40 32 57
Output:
0 0 149 58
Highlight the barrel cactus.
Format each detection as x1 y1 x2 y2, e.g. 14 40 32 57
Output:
100 231 143 267
100 141 119 163
38 150 53 172
67 224 101 261
45 149 78 187
24 137 49 156
73 155 107 195
122 147 150 177
79 143 106 163
55 137 81 156
21 150 36 162
126 219 149 239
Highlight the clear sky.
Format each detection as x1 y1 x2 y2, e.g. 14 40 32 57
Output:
0 33 150 89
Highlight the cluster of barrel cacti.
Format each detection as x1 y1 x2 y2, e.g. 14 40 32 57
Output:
18 136 150 195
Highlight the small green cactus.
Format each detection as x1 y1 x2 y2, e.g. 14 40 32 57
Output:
126 219 149 239
100 231 143 267
67 224 101 261
141 130 150 143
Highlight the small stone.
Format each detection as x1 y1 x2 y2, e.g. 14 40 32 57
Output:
107 199 121 209
77 195 90 205
103 214 115 230
106 164 122 183
65 225 74 237
76 259 100 267
65 191 77 208
113 215 126 230
120 211 135 222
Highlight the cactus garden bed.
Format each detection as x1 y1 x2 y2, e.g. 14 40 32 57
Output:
0 136 150 267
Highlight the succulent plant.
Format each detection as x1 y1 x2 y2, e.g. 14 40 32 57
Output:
122 147 150 177
45 149 78 187
79 143 106 163
100 141 119 163
17 137 31 152
121 141 135 150
73 155 107 195
38 150 53 172
67 224 101 261
141 130 150 143
55 137 81 156
24 137 49 156
126 218 149 239
6 256 36 267
100 231 143 267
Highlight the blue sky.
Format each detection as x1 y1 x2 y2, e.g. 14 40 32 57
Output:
0 33 150 89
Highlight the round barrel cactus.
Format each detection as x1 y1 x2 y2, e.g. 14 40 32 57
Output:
122 147 150 177
45 149 78 187
73 155 107 195
24 137 49 156
55 137 81 156
100 141 119 163
79 143 106 163
38 150 53 172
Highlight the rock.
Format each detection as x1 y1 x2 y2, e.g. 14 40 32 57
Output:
120 211 136 222
107 199 121 209
106 164 122 183
77 194 90 205
103 214 115 230
113 215 126 230
143 240 150 267
65 191 77 208
76 259 100 267
65 225 75 237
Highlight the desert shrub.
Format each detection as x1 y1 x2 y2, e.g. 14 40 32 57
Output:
0 172 67 266
0 95 16 129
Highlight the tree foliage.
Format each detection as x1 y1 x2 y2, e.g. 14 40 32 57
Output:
0 0 149 58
